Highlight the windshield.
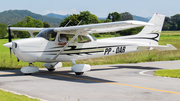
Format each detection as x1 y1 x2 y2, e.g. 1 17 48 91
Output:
36 28 57 41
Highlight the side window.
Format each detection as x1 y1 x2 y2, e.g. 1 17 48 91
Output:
58 34 76 43
77 35 91 43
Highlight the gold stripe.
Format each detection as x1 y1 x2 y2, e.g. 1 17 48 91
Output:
62 48 104 53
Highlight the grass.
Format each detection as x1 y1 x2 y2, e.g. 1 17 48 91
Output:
0 89 39 101
154 69 180 78
1 31 180 69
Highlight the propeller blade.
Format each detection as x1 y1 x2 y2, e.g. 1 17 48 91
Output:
7 24 12 57
8 24 12 42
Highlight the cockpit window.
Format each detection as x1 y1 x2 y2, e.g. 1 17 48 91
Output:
36 29 57 41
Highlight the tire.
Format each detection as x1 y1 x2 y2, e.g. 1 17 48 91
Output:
75 72 84 75
24 73 32 75
48 69 55 71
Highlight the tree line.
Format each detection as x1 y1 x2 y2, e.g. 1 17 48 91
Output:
0 11 180 39
163 14 180 30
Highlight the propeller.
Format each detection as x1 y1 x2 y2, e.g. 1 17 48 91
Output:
7 23 12 57
7 24 20 62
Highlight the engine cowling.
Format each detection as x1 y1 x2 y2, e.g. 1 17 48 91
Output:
44 62 62 70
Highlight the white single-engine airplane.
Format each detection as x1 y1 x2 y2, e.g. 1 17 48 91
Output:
3 13 177 75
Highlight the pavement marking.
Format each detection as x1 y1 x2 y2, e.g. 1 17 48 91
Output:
42 72 180 95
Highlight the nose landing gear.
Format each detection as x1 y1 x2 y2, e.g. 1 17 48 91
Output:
20 63 39 75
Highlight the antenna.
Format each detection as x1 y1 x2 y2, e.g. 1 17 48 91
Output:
64 20 71 27
77 20 82 26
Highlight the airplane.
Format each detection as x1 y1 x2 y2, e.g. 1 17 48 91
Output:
3 13 177 75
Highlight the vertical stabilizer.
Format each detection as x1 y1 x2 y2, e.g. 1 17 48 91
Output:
138 13 165 35
137 13 165 45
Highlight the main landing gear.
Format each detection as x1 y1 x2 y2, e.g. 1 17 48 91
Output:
75 72 84 75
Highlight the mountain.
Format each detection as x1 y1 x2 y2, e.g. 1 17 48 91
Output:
0 10 150 27
0 10 63 27
45 13 149 22
132 15 149 22
46 13 70 19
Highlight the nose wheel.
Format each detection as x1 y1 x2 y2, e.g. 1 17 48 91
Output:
20 63 39 75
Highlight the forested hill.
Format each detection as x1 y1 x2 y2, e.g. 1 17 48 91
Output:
0 10 149 27
133 15 149 22
0 10 63 27
46 13 149 22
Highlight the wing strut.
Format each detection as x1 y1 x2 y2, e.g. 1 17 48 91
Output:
51 30 82 60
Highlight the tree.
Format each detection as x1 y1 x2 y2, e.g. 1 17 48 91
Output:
170 14 180 30
59 11 99 27
43 22 50 28
59 14 80 27
163 17 172 30
12 16 43 38
78 11 99 25
121 12 133 21
0 23 7 38
107 12 121 22
99 19 112 23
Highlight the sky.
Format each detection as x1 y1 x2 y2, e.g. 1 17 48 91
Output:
0 0 179 18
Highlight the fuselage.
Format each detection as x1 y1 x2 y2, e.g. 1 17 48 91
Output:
3 34 151 63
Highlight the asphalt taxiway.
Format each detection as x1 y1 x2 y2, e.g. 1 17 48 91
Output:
0 60 180 101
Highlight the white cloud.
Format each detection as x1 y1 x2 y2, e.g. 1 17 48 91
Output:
43 9 79 15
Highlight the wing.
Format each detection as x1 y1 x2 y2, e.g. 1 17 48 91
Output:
9 27 44 38
54 20 154 35
10 27 44 32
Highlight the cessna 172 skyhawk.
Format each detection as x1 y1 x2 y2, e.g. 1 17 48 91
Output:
3 13 177 75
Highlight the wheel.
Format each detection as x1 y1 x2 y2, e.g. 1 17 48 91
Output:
75 72 84 75
48 69 55 71
24 73 32 75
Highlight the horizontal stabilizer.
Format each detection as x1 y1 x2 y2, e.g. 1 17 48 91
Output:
138 44 177 51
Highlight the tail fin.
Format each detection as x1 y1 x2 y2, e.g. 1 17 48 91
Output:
137 13 165 45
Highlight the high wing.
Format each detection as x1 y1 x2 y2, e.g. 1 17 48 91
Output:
10 27 44 32
10 27 44 38
54 20 153 35
9 20 153 36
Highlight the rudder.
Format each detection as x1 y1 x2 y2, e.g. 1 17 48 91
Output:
137 13 165 45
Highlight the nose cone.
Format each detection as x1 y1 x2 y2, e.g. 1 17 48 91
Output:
3 42 12 48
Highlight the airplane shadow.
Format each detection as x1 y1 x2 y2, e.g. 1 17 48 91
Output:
0 65 161 84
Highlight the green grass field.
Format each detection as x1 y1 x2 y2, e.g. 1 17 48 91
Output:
0 31 180 69
154 69 180 78
0 89 39 101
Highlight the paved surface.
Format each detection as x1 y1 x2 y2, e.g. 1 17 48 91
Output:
0 61 180 101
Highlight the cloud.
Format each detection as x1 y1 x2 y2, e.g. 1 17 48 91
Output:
43 9 79 15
